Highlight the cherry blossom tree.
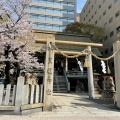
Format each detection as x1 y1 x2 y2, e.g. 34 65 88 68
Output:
0 0 43 85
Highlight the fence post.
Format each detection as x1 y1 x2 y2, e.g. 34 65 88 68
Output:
12 85 16 105
4 84 11 105
40 84 43 103
0 85 4 105
14 76 24 114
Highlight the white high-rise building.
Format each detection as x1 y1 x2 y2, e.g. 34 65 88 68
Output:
25 0 77 32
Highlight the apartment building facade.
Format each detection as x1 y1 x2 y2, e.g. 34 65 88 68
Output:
25 0 77 32
80 0 120 74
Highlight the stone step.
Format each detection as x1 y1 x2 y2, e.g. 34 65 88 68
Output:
53 91 67 93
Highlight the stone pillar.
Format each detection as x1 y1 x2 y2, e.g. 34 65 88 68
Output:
43 37 55 111
87 46 95 98
65 57 68 72
15 77 24 114
113 41 120 108
0 84 4 105
4 84 11 105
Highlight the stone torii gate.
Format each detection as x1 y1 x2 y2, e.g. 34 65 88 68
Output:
36 36 103 111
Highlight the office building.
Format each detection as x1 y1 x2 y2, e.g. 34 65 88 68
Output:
80 0 120 74
25 0 77 32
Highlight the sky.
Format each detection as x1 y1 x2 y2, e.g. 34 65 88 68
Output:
77 0 87 13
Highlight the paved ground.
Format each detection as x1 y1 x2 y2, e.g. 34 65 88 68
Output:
0 93 120 120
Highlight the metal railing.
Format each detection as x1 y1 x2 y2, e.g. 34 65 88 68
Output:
65 71 87 77
64 71 70 92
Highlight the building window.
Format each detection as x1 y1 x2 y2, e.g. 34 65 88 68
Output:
89 19 91 22
104 22 107 26
95 10 97 14
99 16 101 21
105 49 108 54
104 36 108 41
98 5 101 9
95 20 98 25
115 10 120 17
89 10 90 13
116 26 120 33
110 31 114 37
91 5 93 9
109 17 113 23
92 15 94 18
108 4 112 10
103 10 106 16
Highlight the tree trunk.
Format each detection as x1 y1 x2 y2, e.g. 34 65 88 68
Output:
5 61 10 85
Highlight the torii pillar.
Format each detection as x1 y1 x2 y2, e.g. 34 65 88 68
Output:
87 46 95 98
113 41 120 108
43 36 55 111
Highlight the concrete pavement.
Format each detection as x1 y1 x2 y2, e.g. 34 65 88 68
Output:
0 93 120 120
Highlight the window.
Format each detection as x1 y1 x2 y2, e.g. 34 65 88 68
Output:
38 15 45 19
61 1 68 6
46 8 53 12
61 17 68 22
31 14 38 18
98 5 101 9
46 16 52 20
60 25 66 30
68 2 74 7
110 31 114 37
30 6 39 10
61 9 68 14
68 10 74 14
39 7 45 11
103 10 106 16
95 20 98 25
116 26 120 33
115 10 120 17
104 36 108 41
91 5 93 9
68 18 74 22
92 15 94 18
99 16 101 21
105 49 108 54
104 22 107 26
53 1 61 5
46 24 52 28
108 4 112 10
89 19 91 22
53 25 59 29
37 23 45 28
109 17 113 23
95 10 97 14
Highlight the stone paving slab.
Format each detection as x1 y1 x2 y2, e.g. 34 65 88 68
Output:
0 93 120 120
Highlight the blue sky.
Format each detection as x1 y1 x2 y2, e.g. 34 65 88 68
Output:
77 0 87 13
